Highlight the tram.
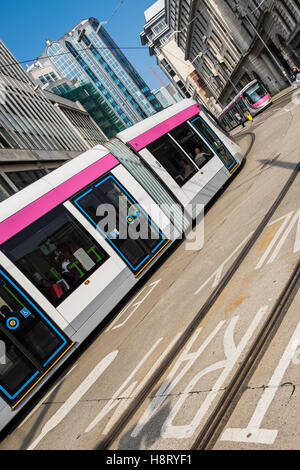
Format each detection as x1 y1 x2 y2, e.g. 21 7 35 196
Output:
218 80 272 131
115 99 243 219
0 99 244 431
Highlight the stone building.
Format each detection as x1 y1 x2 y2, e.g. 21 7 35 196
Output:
148 0 300 106
141 0 221 112
166 0 300 104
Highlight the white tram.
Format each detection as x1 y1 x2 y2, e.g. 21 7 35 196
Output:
0 99 244 431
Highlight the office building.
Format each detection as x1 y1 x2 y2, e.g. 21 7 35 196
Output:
165 0 300 104
0 40 106 201
140 0 219 111
28 18 163 133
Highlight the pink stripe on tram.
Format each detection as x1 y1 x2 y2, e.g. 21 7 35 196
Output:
251 94 271 108
0 153 119 244
128 104 201 151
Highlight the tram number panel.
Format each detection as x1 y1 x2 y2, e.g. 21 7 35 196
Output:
0 269 73 408
73 175 169 275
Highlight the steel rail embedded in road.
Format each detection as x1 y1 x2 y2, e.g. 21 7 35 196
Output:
234 132 256 158
191 260 300 450
96 162 300 451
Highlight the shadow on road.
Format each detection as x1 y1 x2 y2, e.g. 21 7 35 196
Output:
117 401 172 450
258 159 299 171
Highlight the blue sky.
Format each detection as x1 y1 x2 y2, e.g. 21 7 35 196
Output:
0 0 169 90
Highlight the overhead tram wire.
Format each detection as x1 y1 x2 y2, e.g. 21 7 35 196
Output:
0 45 148 71
0 1 268 73
0 2 230 72
107 0 125 25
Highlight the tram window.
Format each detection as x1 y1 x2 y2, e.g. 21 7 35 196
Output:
73 175 164 272
243 82 268 105
0 268 71 404
191 117 234 168
0 274 62 364
201 106 231 136
169 122 214 170
0 332 37 398
147 134 197 187
2 206 109 307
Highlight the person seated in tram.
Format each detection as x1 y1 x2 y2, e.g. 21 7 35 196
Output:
57 243 83 281
179 159 194 180
194 147 211 168
40 278 64 302
290 66 300 82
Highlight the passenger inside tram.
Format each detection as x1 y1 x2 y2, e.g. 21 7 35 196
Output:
179 160 195 179
2 205 108 306
194 147 213 168
40 279 65 303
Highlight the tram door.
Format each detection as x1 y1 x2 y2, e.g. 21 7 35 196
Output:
0 268 72 408
73 174 167 275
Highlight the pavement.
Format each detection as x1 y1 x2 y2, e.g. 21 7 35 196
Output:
0 87 299 451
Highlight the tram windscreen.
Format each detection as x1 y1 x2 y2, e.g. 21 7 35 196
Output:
243 82 268 105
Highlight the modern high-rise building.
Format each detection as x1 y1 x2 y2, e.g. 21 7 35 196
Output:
140 0 220 113
0 40 107 201
28 18 163 134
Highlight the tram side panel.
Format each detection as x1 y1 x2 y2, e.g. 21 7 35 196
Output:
116 100 244 220
0 158 179 431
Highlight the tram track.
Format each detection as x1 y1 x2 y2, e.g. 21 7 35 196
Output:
191 260 300 449
96 161 300 450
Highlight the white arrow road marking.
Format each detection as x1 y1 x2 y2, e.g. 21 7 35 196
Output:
105 280 161 332
84 334 182 434
18 364 78 429
27 350 118 450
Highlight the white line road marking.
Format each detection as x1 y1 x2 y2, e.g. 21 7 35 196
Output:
255 212 294 270
85 333 181 434
194 232 254 296
266 208 300 265
131 306 267 439
105 280 161 332
27 351 118 450
221 320 300 445
17 364 78 429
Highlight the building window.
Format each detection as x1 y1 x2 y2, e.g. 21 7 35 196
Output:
6 169 47 191
2 205 109 307
0 175 14 202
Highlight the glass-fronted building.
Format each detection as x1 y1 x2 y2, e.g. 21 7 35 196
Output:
28 18 163 133
56 80 126 139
